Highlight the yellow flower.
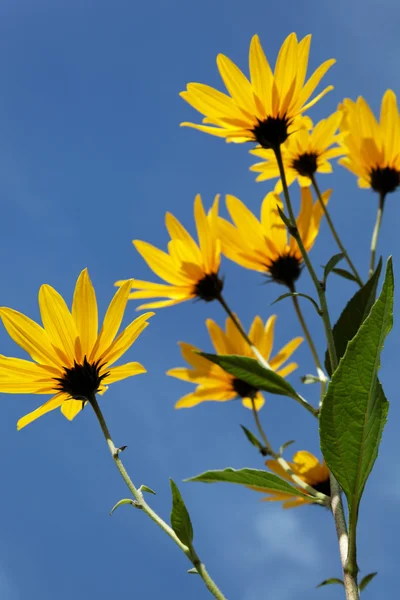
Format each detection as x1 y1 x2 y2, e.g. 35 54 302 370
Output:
0 269 153 429
116 194 222 310
180 33 335 149
250 112 344 192
254 451 330 508
218 188 329 288
167 315 302 411
338 90 400 196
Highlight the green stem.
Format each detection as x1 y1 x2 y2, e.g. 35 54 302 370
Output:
274 145 359 600
89 394 227 600
250 399 328 505
290 284 327 405
219 293 317 417
217 293 271 370
369 192 386 278
311 175 363 287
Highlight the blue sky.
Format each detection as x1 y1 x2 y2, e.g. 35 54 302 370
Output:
0 1 398 598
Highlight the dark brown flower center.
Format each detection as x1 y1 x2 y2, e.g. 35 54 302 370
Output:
194 272 224 302
268 254 302 288
232 378 259 399
370 166 400 195
252 116 291 149
312 476 331 498
291 152 319 178
54 357 109 400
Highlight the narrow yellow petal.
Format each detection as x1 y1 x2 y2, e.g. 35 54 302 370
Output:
270 337 303 370
106 362 147 383
98 312 154 366
17 393 66 430
175 385 235 408
194 194 214 274
92 280 132 359
165 212 202 263
72 269 98 358
0 308 62 367
39 284 79 365
241 392 265 410
133 240 189 285
249 34 273 115
216 54 256 115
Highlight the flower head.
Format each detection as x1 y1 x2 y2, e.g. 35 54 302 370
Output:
167 315 302 411
254 450 330 508
0 269 153 429
116 195 222 310
218 188 329 288
338 90 400 196
180 33 335 148
250 113 344 191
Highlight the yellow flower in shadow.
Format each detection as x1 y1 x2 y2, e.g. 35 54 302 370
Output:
167 315 302 411
0 269 153 429
180 33 335 149
253 450 330 508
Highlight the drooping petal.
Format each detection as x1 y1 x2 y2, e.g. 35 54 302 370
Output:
105 362 147 383
61 399 85 421
17 393 67 430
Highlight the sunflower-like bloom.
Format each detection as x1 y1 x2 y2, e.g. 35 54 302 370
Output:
116 195 222 310
250 112 344 191
180 33 335 149
338 90 400 196
218 188 329 289
167 314 302 411
0 269 153 429
253 450 330 508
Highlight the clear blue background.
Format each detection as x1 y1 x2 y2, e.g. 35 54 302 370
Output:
0 1 398 598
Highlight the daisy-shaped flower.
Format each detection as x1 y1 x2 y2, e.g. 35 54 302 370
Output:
339 90 400 197
167 315 302 411
254 450 330 508
0 269 153 429
218 188 329 289
116 195 222 310
250 112 344 191
180 33 335 149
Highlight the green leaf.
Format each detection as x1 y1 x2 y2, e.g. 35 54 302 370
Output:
325 258 382 376
240 425 268 455
199 353 302 401
323 253 345 283
109 498 135 515
170 479 194 548
138 484 156 495
187 568 199 575
316 578 344 588
332 267 360 283
271 292 321 315
320 258 393 543
186 468 310 499
358 572 377 592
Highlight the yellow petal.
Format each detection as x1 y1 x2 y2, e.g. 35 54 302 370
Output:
175 385 235 408
249 34 273 115
72 269 98 359
61 399 85 421
133 240 188 285
106 362 147 383
39 284 79 365
194 194 214 274
17 393 66 430
216 53 256 115
92 280 132 360
269 337 303 370
241 392 265 410
0 307 62 367
165 212 202 263
98 312 154 366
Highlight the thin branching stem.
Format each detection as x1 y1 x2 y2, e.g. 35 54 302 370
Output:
369 192 386 278
89 394 227 600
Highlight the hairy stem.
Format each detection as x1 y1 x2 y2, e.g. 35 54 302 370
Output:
311 175 363 287
89 394 227 600
274 145 359 600
369 192 385 278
